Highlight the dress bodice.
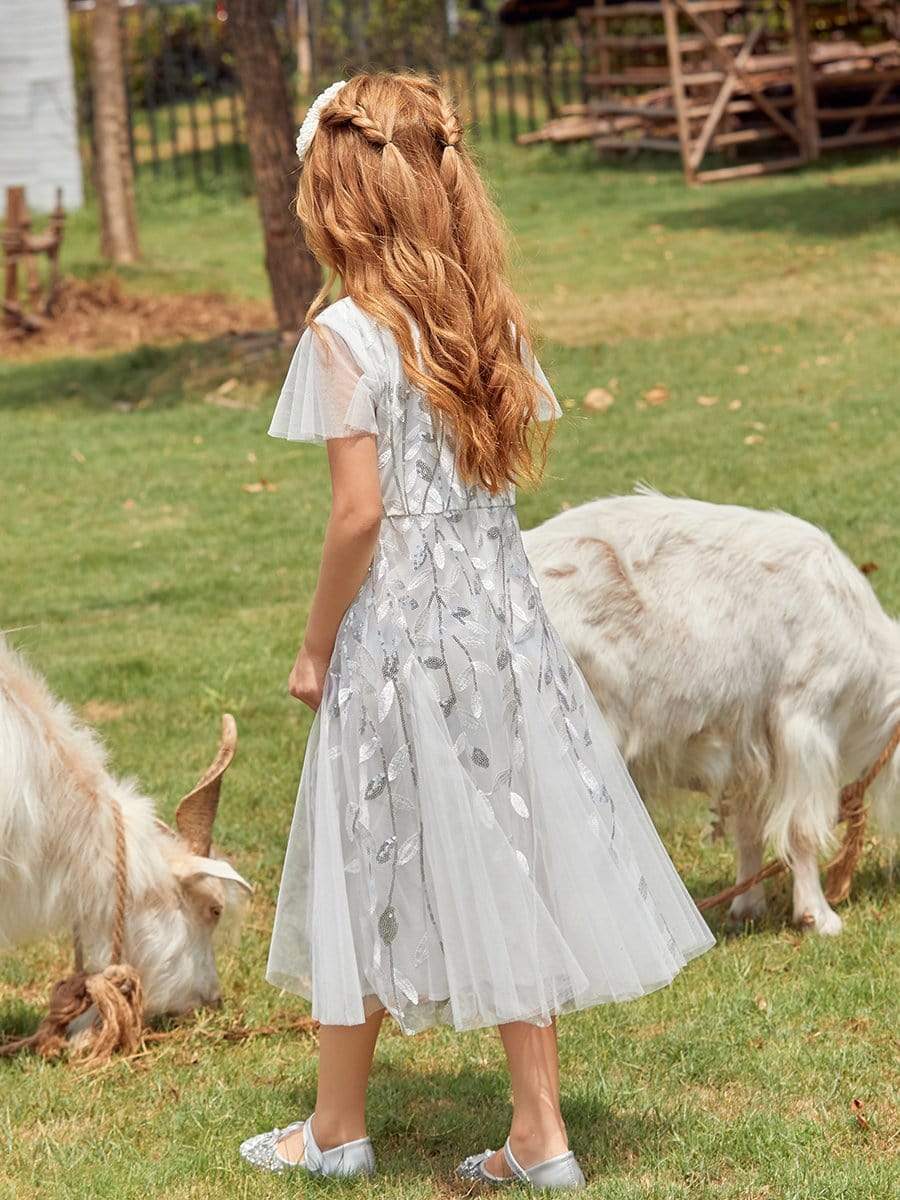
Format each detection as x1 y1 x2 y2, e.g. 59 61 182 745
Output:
268 297 558 518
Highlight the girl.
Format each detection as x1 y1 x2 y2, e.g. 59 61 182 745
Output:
240 72 715 1189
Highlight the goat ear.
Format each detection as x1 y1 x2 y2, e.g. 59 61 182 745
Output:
175 713 237 857
185 854 253 894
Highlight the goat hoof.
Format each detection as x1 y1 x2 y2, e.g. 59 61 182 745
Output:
727 891 767 924
795 907 842 936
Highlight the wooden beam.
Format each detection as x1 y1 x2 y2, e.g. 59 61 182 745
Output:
846 80 893 137
587 3 671 17
817 102 900 120
593 136 682 152
688 21 764 170
712 126 786 148
593 102 680 120
662 0 696 184
4 187 25 314
587 0 743 14
672 0 804 148
686 95 798 118
789 0 819 160
595 33 745 52
585 70 676 86
818 125 900 149
813 67 900 90
695 155 806 183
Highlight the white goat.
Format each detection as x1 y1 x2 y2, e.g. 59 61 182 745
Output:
523 490 900 935
0 636 251 1015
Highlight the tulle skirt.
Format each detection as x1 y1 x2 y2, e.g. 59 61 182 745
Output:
266 505 715 1034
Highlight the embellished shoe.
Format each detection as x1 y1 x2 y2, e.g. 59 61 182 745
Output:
239 1114 376 1176
456 1139 586 1190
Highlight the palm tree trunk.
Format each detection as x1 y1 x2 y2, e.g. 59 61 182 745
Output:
228 0 320 335
90 0 139 264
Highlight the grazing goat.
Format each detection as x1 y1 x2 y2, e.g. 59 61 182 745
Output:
523 490 900 935
0 636 251 1015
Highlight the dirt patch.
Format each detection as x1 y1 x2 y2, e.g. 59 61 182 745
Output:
1 274 275 361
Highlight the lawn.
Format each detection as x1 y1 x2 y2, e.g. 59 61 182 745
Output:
1 142 898 1200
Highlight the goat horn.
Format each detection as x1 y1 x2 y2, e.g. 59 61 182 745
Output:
175 714 237 856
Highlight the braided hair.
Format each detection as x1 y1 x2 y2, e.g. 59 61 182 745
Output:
297 72 551 494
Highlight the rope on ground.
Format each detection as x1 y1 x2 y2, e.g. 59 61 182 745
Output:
0 794 142 1064
697 722 899 913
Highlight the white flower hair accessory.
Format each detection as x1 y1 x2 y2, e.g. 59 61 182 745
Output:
295 80 347 164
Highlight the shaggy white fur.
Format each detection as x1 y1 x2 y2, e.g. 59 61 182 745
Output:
0 637 250 1015
523 488 900 935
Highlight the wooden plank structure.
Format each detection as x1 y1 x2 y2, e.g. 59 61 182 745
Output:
519 0 900 183
2 186 67 332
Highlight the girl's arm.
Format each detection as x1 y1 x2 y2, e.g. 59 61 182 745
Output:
289 432 382 710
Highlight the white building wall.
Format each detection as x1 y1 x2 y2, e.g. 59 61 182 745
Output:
0 0 84 212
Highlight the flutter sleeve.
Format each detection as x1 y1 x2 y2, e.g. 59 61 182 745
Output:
529 349 563 422
268 323 379 443
513 326 562 422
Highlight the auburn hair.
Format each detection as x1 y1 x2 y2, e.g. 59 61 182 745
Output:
296 71 552 494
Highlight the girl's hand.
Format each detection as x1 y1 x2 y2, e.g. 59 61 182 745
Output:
288 644 331 711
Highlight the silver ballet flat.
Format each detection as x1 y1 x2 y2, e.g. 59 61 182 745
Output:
239 1114 376 1176
456 1138 586 1190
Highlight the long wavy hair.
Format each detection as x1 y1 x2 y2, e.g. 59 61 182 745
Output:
296 72 552 494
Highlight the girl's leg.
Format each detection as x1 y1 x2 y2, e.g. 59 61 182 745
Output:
483 1016 571 1178
276 1004 386 1164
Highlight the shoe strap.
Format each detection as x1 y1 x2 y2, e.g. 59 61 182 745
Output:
303 1115 325 1172
503 1139 574 1182
502 1138 531 1183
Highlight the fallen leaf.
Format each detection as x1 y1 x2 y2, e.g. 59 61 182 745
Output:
696 395 719 407
827 421 840 432
744 434 765 446
583 387 615 413
643 386 669 406
815 355 833 366
559 500 571 511
123 498 136 510
749 420 767 431
217 377 239 395
728 399 742 412
247 450 258 463
71 449 86 464
242 479 278 494
735 364 750 376
851 1099 870 1131
755 995 768 1012
858 562 878 576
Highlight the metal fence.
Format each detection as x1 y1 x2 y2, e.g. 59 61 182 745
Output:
70 1 587 190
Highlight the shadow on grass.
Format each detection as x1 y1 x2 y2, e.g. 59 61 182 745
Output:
0 332 284 415
273 1058 676 1181
0 997 41 1044
658 171 900 239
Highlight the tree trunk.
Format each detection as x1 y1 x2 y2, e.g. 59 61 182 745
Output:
228 0 320 336
291 0 313 91
90 0 140 264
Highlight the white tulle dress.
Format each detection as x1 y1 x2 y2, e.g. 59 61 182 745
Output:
266 297 715 1035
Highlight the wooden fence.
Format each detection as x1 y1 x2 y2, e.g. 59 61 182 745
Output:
69 1 589 191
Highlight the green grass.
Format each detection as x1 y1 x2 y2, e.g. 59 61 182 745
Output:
1 143 898 1200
